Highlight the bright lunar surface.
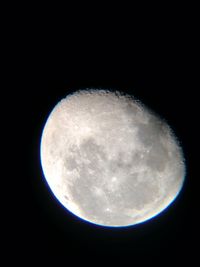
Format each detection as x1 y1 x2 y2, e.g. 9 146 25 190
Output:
40 89 185 227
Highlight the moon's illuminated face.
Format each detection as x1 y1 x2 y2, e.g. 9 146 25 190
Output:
40 89 185 227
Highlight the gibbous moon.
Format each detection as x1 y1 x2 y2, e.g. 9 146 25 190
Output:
40 89 185 227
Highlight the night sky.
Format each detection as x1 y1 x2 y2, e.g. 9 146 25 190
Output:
9 31 197 266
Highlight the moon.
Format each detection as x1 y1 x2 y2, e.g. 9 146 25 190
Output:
40 89 185 227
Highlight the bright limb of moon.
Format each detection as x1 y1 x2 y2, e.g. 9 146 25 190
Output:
40 89 185 227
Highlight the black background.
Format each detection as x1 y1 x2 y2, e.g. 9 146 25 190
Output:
7 14 198 266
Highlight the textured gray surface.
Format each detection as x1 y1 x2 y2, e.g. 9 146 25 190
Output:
40 90 185 227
